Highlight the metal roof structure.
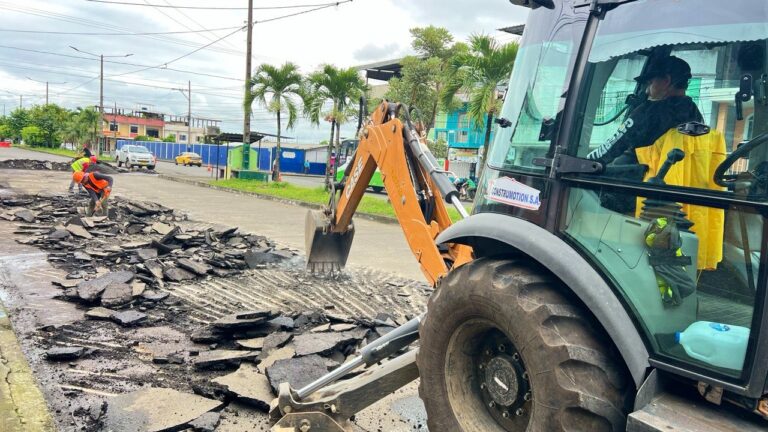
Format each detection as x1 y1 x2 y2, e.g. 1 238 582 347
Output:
355 58 406 81
211 131 294 144
499 24 526 35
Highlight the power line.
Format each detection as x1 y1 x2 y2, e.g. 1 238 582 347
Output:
0 45 243 81
0 3 243 56
85 0 351 10
141 0 242 53
0 26 243 36
106 0 353 80
154 0 242 52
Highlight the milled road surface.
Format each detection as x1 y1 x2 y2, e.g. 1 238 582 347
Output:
1 147 424 281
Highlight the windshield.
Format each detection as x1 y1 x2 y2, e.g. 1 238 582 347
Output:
486 1 588 173
132 146 150 154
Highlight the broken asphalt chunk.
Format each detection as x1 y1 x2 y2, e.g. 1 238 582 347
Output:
259 346 295 370
85 307 116 321
103 387 222 432
66 224 92 239
176 258 211 276
46 346 86 361
212 310 275 330
293 328 368 357
211 363 272 411
163 267 195 282
111 310 147 327
266 355 328 394
100 283 133 307
141 290 169 302
261 332 293 354
77 271 135 302
192 349 258 370
136 248 158 261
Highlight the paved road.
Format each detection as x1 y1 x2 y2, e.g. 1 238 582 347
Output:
1 147 424 281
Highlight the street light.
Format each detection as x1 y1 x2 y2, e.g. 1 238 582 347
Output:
70 46 133 155
26 77 67 105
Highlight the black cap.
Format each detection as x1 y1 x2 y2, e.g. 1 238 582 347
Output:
635 56 693 85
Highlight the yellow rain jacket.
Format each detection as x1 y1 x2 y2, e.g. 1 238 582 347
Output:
635 128 726 270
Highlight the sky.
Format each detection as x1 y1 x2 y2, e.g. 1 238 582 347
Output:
0 0 528 143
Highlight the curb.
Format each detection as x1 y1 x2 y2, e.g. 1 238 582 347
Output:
157 175 400 225
0 304 56 431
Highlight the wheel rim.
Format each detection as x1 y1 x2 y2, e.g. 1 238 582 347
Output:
445 319 532 431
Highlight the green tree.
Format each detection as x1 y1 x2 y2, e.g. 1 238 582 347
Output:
163 134 176 142
427 138 448 159
134 135 150 142
386 27 467 136
61 107 100 150
442 34 518 173
0 124 11 140
305 65 367 188
7 108 29 142
28 104 69 147
76 107 101 148
245 62 304 179
21 125 44 146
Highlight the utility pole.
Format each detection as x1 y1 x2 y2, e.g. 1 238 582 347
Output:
70 46 132 155
27 77 67 105
19 95 22 109
188 80 192 151
175 82 193 151
242 0 253 172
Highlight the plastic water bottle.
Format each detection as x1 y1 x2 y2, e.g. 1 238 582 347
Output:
675 321 750 370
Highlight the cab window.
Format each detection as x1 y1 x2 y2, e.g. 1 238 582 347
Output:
564 0 767 381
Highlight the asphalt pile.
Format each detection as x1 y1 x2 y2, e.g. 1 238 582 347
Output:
1 192 423 431
0 193 297 296
0 158 147 174
0 158 71 171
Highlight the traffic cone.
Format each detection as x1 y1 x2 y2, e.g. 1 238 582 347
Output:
278 172 283 182
207 163 212 172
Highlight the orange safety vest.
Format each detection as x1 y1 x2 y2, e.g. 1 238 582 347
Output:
83 173 109 194
635 128 726 270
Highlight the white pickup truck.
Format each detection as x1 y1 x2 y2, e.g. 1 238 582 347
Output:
116 145 157 170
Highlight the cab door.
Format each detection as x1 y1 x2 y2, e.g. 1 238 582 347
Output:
560 0 768 396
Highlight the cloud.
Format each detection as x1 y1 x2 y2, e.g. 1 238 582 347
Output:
353 43 404 62
390 0 529 38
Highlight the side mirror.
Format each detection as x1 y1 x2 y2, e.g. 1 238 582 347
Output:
509 0 555 10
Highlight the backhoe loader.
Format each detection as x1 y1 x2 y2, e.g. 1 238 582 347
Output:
271 0 768 430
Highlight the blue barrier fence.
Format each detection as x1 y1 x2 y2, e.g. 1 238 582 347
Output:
117 140 229 166
116 140 328 175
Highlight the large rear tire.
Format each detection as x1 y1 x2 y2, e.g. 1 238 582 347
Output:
418 258 631 432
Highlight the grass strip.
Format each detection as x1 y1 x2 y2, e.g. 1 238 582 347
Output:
16 145 115 161
210 179 465 222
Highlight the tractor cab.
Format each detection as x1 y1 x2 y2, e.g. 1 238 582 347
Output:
479 0 768 410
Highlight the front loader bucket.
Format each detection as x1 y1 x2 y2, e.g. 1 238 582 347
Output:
305 209 355 273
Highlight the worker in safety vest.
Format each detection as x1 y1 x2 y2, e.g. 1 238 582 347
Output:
73 171 113 216
69 156 91 193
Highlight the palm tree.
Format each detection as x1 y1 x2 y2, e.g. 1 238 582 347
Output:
442 35 518 174
77 107 101 149
305 65 367 188
245 62 304 180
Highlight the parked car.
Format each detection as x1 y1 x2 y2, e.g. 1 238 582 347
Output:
175 152 202 167
116 145 156 169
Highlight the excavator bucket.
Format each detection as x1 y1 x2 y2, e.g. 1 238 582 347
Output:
305 209 355 273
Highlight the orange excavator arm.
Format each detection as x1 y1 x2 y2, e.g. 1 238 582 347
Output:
305 101 472 286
